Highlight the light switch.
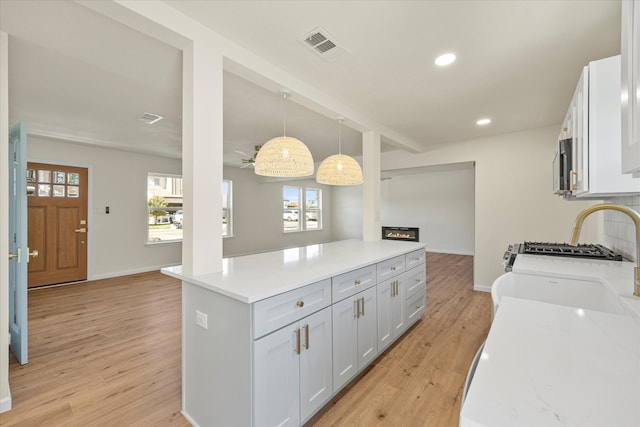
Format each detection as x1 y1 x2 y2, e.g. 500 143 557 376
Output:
196 310 208 330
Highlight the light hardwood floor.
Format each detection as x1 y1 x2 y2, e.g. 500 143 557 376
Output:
1 253 491 427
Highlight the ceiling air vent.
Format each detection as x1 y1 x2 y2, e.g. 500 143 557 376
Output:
301 27 348 62
139 112 163 125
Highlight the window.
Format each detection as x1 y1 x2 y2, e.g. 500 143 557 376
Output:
222 180 232 237
147 173 183 243
283 185 322 232
147 175 232 243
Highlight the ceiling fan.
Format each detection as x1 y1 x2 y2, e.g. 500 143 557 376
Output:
235 145 261 168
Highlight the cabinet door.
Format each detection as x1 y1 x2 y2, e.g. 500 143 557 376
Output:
391 274 406 337
377 275 406 352
571 66 589 195
376 278 394 350
300 307 333 422
332 296 359 391
357 286 378 368
254 323 300 427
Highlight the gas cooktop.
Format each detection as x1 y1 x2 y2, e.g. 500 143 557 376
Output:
503 241 623 272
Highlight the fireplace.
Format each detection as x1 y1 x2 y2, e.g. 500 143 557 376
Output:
381 226 419 242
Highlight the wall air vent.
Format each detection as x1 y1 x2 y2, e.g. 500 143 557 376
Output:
139 112 163 125
300 27 348 62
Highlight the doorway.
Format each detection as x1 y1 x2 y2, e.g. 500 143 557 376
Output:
27 162 88 287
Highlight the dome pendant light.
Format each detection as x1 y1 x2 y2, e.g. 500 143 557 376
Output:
316 118 364 186
254 89 314 177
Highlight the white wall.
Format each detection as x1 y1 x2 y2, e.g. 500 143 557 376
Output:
381 164 475 255
28 136 182 279
381 125 600 289
222 166 335 257
331 163 475 255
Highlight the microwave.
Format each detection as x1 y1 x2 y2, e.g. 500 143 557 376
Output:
553 137 573 195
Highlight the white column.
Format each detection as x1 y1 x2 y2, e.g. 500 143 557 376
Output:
182 41 224 275
362 131 381 241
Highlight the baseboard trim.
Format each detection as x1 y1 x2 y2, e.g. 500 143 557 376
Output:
473 284 491 293
425 249 475 256
0 392 12 413
90 264 179 281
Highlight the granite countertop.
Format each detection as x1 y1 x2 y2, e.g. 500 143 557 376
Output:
161 239 426 303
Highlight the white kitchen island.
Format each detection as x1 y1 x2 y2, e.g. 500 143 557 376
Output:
162 239 427 427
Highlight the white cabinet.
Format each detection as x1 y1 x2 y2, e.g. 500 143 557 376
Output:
377 274 406 351
622 0 640 177
332 286 377 392
404 251 427 328
254 306 333 426
564 55 640 197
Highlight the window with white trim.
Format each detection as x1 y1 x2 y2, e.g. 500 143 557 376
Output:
283 185 322 232
147 173 183 243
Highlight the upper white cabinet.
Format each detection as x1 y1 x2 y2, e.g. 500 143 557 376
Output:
562 55 640 197
621 0 640 177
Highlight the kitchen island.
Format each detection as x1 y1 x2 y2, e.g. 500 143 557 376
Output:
460 255 640 427
162 239 427 427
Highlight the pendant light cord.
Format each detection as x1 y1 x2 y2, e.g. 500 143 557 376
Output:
337 118 344 154
282 92 287 137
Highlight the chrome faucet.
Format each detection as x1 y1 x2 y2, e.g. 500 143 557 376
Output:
569 203 640 297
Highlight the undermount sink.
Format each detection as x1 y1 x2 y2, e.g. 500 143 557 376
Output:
491 272 630 318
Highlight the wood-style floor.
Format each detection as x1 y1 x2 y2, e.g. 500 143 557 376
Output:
1 253 492 427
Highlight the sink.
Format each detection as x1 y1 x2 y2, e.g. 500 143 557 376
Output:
491 272 630 318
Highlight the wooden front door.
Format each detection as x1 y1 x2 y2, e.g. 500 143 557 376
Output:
27 162 88 287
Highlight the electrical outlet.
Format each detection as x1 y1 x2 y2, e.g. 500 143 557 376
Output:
196 310 208 330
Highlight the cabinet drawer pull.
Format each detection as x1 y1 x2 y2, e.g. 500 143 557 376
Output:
354 279 361 285
303 324 309 350
296 300 304 308
391 266 396 271
416 278 421 283
295 328 301 355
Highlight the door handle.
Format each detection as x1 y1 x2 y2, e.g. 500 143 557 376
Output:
27 248 38 263
75 228 87 233
8 248 20 262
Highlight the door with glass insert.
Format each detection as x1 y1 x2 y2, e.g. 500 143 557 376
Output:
27 162 88 287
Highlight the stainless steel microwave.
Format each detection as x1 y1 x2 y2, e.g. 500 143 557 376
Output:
553 137 573 195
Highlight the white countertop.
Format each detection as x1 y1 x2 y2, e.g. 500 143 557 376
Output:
162 239 425 303
460 255 640 427
460 296 640 427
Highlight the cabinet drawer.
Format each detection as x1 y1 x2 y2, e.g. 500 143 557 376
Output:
376 255 405 282
332 265 376 303
405 249 425 270
253 279 331 339
406 288 426 326
405 265 426 299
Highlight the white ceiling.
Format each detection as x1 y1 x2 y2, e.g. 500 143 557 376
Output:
1 0 622 169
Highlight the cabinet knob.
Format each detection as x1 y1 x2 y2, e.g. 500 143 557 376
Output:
296 301 304 308
416 278 421 283
391 266 396 271
354 279 361 285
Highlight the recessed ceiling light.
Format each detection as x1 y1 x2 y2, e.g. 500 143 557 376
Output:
435 53 456 66
476 118 491 126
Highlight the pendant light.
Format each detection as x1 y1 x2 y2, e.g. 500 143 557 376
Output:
254 90 314 177
316 118 364 185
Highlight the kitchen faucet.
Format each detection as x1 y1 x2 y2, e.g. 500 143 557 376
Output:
569 203 640 297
